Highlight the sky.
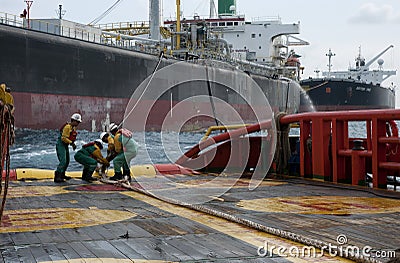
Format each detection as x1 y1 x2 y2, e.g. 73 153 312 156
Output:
3 0 400 106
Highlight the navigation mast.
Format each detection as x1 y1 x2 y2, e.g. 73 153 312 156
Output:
326 48 335 78
56 4 66 19
24 0 33 29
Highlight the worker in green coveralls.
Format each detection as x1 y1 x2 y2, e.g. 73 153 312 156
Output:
54 113 82 183
109 125 138 181
74 139 109 182
100 123 118 162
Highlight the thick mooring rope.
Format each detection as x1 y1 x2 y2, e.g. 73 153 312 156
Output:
0 103 14 223
101 177 381 263
274 112 291 174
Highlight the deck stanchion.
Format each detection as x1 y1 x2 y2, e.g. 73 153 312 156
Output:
311 117 331 181
332 119 347 183
299 120 312 178
366 120 372 150
372 118 388 188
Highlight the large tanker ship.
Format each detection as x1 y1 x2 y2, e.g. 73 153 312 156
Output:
300 46 396 111
0 0 308 131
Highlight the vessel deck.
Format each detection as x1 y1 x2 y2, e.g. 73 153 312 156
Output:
1 173 399 262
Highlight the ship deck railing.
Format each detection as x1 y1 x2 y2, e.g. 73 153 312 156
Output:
0 12 148 52
0 12 299 81
0 12 23 27
95 21 150 31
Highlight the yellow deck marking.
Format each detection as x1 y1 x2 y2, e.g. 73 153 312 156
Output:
0 208 136 233
6 184 128 198
237 196 400 215
123 192 352 262
7 185 71 198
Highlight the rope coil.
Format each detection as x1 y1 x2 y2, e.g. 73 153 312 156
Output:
0 102 14 223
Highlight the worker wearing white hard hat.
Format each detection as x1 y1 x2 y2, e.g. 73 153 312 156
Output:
100 131 116 156
71 113 82 123
54 112 82 183
109 123 118 135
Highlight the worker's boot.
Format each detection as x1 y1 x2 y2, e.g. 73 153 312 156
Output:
54 171 65 183
82 168 96 182
123 169 132 182
109 172 123 181
61 172 72 180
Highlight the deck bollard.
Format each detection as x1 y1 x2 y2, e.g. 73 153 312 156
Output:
352 140 365 151
351 140 367 186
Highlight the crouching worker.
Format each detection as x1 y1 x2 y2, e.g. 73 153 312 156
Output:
110 127 138 181
74 139 109 182
100 131 117 174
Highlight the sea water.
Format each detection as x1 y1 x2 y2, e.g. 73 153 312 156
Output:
9 129 204 170
9 122 367 171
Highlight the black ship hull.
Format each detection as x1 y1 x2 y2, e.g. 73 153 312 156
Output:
0 23 301 131
300 78 395 111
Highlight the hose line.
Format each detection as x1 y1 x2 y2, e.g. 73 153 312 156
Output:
101 176 381 263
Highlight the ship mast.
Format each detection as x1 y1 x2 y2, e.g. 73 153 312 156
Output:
176 0 181 49
56 4 66 19
24 0 33 29
326 48 335 78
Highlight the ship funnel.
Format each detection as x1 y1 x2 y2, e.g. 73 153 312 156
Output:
149 0 160 40
218 0 236 16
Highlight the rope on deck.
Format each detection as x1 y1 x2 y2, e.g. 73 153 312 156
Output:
0 102 15 223
101 177 382 263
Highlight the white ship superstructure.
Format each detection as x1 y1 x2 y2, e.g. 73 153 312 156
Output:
211 16 308 66
161 0 309 80
322 45 396 86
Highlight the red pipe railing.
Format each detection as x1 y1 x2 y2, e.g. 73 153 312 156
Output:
176 109 400 190
280 109 400 189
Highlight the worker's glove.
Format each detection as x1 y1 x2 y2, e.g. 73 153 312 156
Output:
71 142 77 150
